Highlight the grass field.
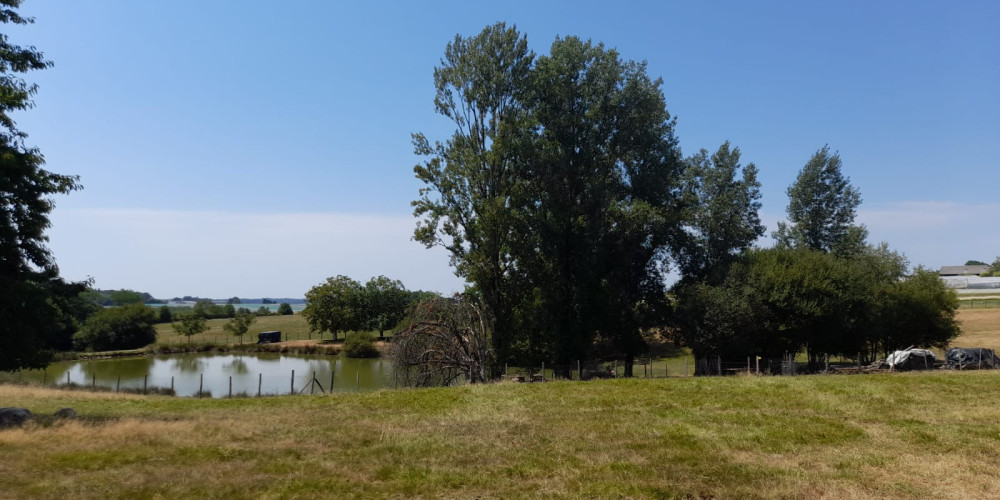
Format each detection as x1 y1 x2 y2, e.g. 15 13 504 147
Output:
3 371 1000 499
952 308 1000 351
154 313 384 345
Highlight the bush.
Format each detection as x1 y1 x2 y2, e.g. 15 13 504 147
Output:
277 303 294 315
343 331 379 358
73 303 157 351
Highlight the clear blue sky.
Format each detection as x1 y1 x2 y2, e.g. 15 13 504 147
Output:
11 0 999 298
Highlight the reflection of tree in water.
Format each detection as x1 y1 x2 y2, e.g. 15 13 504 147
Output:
79 357 154 379
224 357 249 375
172 356 205 373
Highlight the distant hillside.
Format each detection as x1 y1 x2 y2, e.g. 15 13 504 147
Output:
82 289 165 306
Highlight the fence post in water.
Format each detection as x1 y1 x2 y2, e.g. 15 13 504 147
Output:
229 376 232 398
290 369 295 395
331 371 335 394
116 375 121 393
66 371 70 386
143 375 148 394
199 374 203 396
257 373 262 397
311 371 316 395
92 373 96 388
171 376 175 394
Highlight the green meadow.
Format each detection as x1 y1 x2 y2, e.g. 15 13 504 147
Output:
3 371 1000 499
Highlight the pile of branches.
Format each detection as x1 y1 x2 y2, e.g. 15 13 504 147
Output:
387 296 494 387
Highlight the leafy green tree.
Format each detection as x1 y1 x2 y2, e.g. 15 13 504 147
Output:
226 296 241 305
513 36 684 375
412 22 534 374
0 1 83 370
255 306 272 316
73 304 157 351
870 267 959 357
965 260 988 266
223 311 257 344
675 245 956 369
157 305 173 323
277 302 293 315
173 314 208 344
362 276 409 337
302 275 363 340
773 146 866 255
675 142 764 283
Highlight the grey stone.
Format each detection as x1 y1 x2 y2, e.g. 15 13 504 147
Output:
54 407 77 419
0 407 33 428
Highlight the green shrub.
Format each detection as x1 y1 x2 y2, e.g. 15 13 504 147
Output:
73 303 157 351
343 331 379 358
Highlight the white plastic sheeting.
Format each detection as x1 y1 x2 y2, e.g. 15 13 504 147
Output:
885 348 936 369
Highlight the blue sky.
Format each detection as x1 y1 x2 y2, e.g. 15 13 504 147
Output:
11 0 999 297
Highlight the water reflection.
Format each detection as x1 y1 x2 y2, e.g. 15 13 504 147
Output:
38 353 394 398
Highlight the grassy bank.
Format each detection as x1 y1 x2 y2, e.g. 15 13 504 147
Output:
154 314 393 346
2 372 1000 499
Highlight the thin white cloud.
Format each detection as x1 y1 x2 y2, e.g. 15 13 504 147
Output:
48 209 466 298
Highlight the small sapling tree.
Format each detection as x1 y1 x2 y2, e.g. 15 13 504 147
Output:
173 314 208 344
223 311 257 344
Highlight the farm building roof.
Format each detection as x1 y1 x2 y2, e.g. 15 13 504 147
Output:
938 265 990 276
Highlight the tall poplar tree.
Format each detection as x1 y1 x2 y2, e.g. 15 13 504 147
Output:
773 146 866 255
674 141 764 283
411 23 534 373
518 37 683 374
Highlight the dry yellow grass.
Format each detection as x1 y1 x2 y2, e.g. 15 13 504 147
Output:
953 308 1000 350
3 371 1000 499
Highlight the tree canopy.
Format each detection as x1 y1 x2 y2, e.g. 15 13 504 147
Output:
773 146 866 256
674 142 764 283
413 25 685 375
0 0 84 370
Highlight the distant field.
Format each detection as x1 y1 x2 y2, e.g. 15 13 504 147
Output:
154 314 393 345
953 308 1000 351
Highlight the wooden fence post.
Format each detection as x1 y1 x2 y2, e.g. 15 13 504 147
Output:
290 369 295 395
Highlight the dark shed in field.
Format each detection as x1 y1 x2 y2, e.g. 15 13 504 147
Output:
257 331 282 344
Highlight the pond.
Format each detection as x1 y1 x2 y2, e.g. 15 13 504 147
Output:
28 353 396 397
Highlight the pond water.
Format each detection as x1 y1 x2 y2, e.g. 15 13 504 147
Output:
31 353 395 397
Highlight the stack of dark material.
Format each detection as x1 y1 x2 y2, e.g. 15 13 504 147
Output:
257 331 282 344
946 348 998 369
